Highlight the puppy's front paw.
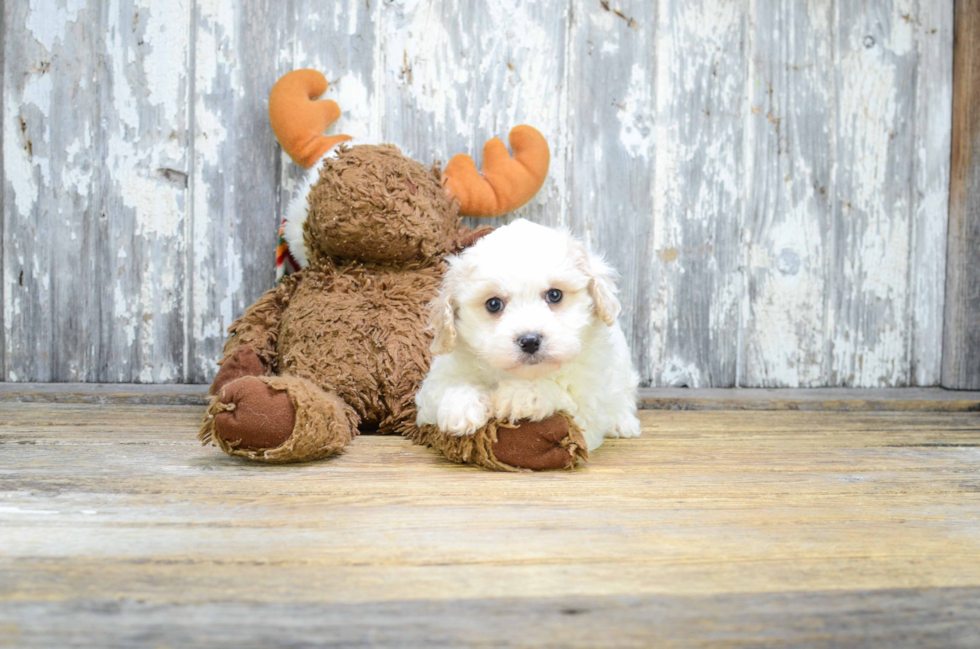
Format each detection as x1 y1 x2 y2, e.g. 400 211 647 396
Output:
611 412 642 438
437 386 492 436
492 381 565 423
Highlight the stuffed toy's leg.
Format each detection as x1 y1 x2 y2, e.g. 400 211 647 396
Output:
412 412 588 472
199 348 359 463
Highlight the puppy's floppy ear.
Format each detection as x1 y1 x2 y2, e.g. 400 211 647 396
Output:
456 225 494 251
573 240 621 326
429 260 459 354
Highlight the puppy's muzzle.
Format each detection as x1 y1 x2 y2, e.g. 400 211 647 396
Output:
516 332 543 355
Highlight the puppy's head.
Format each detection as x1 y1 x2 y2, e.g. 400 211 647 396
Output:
429 219 620 379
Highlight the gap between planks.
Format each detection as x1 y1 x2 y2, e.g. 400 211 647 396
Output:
0 383 977 411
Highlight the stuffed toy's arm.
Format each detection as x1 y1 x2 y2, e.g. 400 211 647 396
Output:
219 279 294 372
209 281 294 396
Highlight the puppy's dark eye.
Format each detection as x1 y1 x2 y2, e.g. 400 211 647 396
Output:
485 297 504 314
545 289 563 304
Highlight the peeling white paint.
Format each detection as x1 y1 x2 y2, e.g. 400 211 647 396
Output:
618 64 654 158
219 235 243 334
138 0 190 120
62 136 94 197
382 0 469 145
838 57 899 217
331 72 374 142
25 0 85 52
660 358 703 388
4 98 40 220
1 0 955 387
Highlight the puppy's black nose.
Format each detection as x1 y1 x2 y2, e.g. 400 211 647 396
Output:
517 333 542 354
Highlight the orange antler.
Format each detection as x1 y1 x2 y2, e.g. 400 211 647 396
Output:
443 126 550 217
268 70 352 168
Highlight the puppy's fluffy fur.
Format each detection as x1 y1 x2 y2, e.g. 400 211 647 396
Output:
415 219 641 451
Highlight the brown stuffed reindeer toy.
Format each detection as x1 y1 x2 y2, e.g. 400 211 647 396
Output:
198 70 588 471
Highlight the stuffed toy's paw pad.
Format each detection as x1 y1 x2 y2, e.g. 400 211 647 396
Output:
214 376 296 450
492 414 579 470
200 375 358 464
410 411 588 472
210 346 267 395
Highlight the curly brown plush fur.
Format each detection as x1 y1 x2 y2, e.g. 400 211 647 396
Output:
306 145 459 265
412 412 589 472
199 143 581 471
200 374 358 463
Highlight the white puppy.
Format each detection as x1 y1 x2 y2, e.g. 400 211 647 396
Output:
415 219 641 451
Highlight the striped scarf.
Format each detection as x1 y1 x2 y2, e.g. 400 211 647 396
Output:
276 218 301 281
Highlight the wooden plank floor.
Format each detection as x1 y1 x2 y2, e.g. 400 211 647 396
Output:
1 399 979 647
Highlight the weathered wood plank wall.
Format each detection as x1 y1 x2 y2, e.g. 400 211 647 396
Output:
943 0 980 390
2 0 954 386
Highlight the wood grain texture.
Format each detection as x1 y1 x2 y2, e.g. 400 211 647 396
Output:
276 1 381 231
381 0 569 230
0 382 978 414
743 0 836 387
744 0 953 388
1 402 979 646
566 0 657 384
3 0 191 382
831 0 918 387
943 0 980 389
637 386 980 411
0 382 213 405
651 0 744 388
3 589 980 648
188 0 287 383
0 383 978 411
0 0 957 387
190 0 381 383
912 0 954 385
1 0 6 381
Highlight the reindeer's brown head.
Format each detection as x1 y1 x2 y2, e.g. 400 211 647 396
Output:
269 70 550 267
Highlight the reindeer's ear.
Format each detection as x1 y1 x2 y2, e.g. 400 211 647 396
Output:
429 262 459 354
573 240 621 326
